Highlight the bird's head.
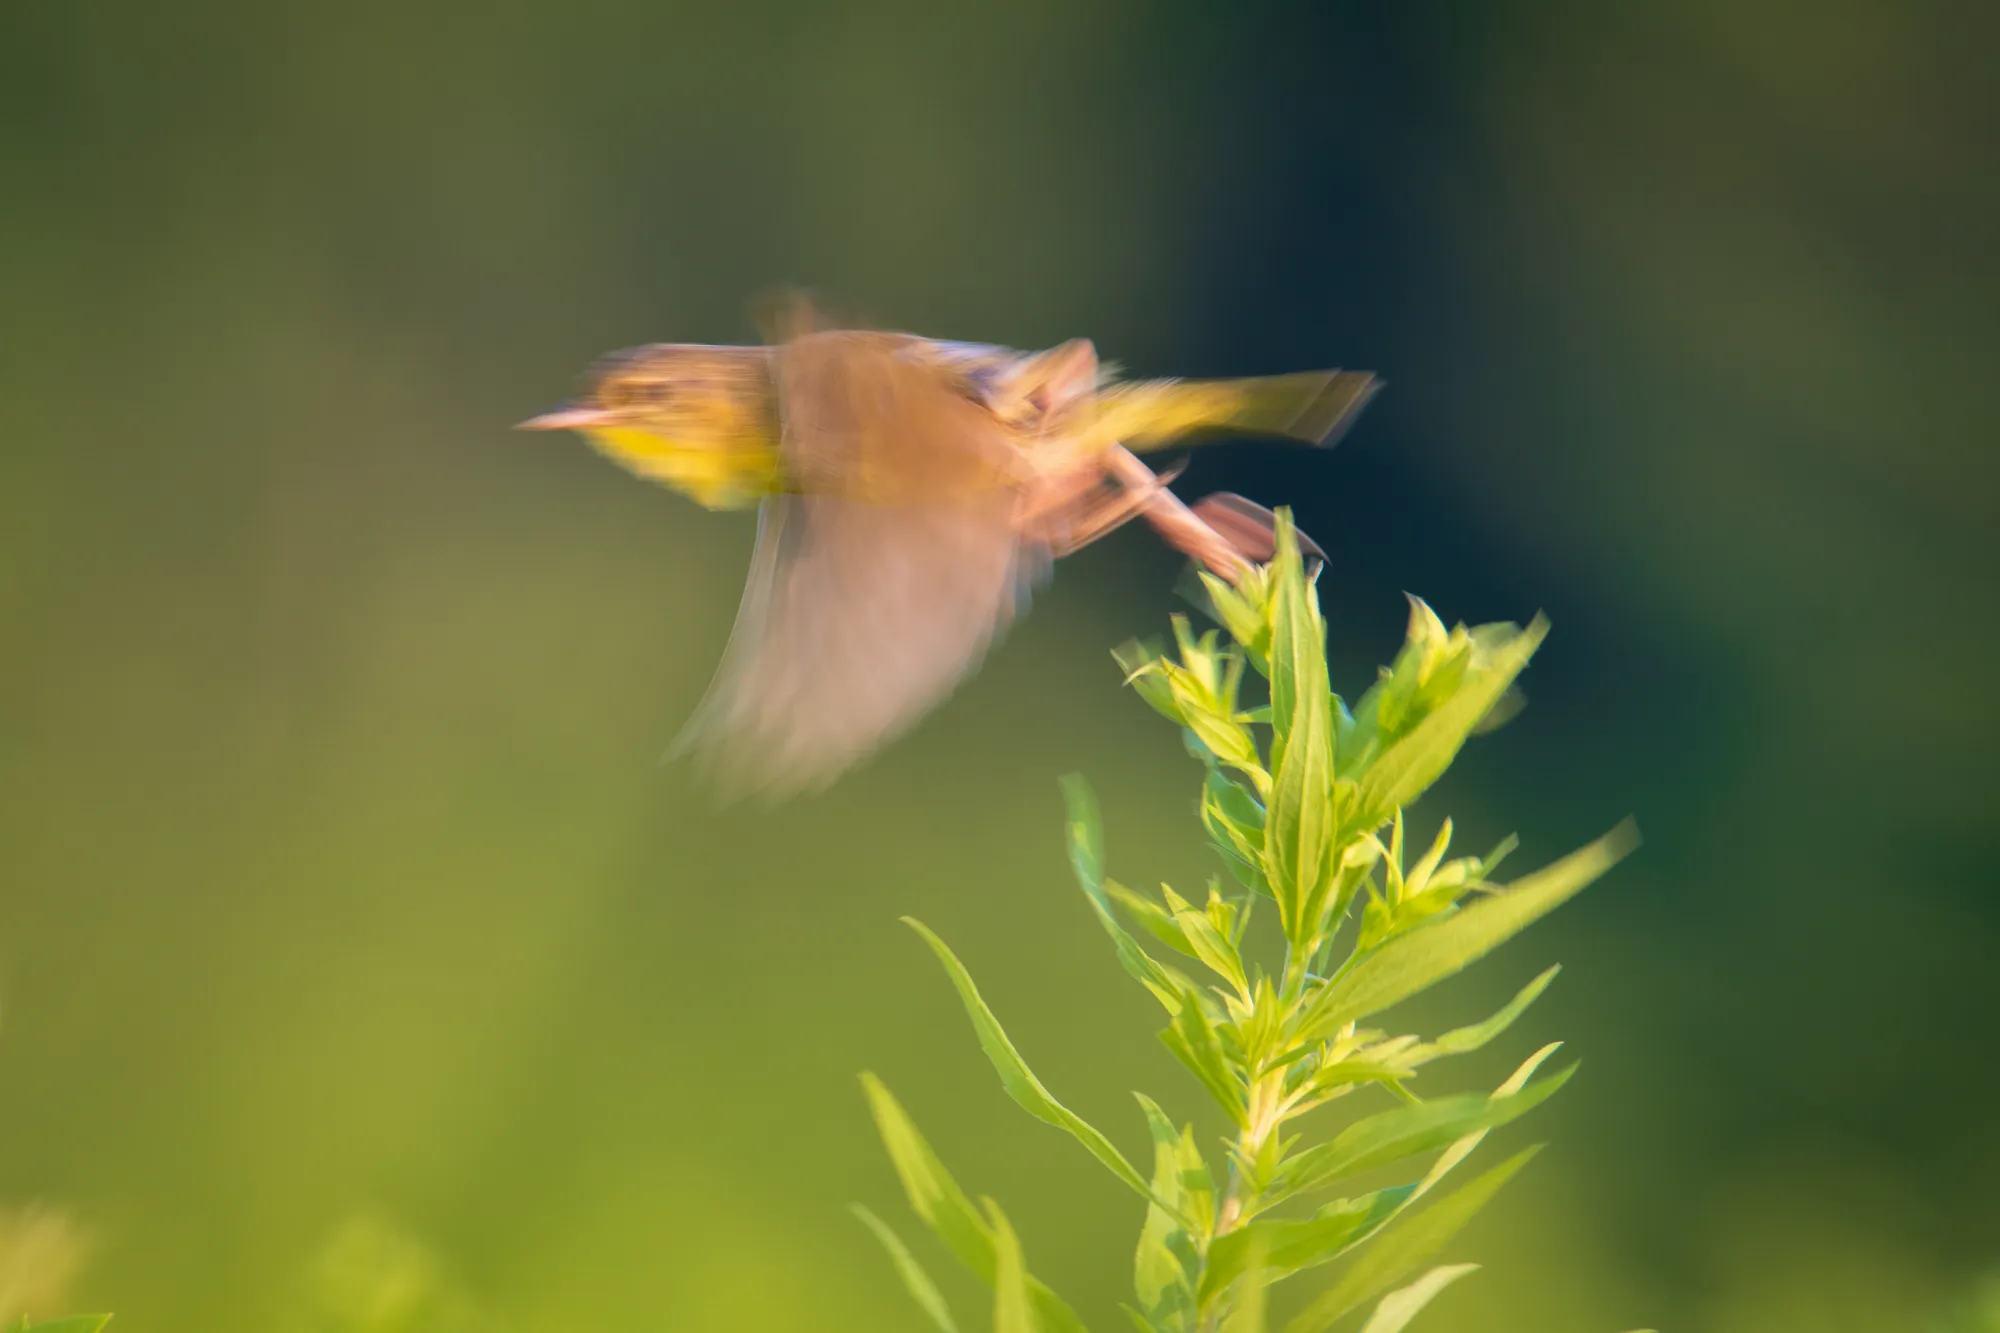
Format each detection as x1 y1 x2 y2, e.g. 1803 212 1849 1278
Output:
516 343 773 448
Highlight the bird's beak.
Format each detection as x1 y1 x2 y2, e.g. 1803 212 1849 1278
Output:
515 403 615 432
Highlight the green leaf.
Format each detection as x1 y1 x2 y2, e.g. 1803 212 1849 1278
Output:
1340 603 1433 768
1277 1065 1573 1199
1200 1186 1412 1300
1392 1040 1560 1216
1356 1265 1480 1333
1263 512 1314 742
1194 567 1273 671
859 1074 1091 1333
1284 1148 1540 1333
1062 776 1196 1013
1206 879 1248 951
904 918 1161 1208
1062 771 1108 890
862 1072 1004 1277
852 1205 961 1333
1106 880 1201 960
21 1321 113 1333
1399 818 1456 905
1405 965 1560 1066
1132 1096 1204 1325
1352 617 1548 825
1172 903 1249 996
1475 833 1520 882
1202 769 1271 898
1299 820 1639 1039
1406 1044 1561 1207
1205 769 1267 836
1144 1095 1215 1226
1159 984 1247 1123
1115 641 1185 725
1220 1244 1271 1333
988 1200 1034 1333
1175 690 1262 776
1263 513 1337 942
1468 683 1526 735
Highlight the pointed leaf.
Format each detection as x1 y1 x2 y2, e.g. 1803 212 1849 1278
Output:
1475 833 1520 882
1468 682 1526 735
1106 880 1201 960
1160 985 1247 1123
1114 642 1185 725
852 1205 961 1333
1173 905 1249 995
859 1074 1091 1333
1407 966 1560 1066
905 918 1160 1207
1218 1235 1270 1333
1132 1095 1202 1325
1201 1186 1412 1299
1264 514 1336 942
1203 769 1270 898
988 1201 1034 1333
1278 1065 1572 1198
1195 566 1274 670
1062 772 1107 886
1408 1043 1561 1204
862 1073 992 1277
1284 1148 1540 1333
1177 692 1262 775
1300 820 1639 1039
1353 617 1547 824
1263 512 1316 741
1356 1265 1480 1333
1138 1094 1215 1227
1062 776 1195 1012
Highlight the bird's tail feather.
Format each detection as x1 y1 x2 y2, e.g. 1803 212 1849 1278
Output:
1103 369 1380 451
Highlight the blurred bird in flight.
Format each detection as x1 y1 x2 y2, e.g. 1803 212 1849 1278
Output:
518 294 1376 798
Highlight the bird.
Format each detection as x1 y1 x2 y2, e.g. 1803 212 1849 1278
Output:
518 295 1376 798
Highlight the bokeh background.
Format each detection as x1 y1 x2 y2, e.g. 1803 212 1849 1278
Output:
3 2 1996 1330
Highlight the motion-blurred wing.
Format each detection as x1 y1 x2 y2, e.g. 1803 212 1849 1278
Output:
672 320 1041 798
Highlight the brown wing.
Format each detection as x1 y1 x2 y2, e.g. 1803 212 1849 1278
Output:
671 319 1043 798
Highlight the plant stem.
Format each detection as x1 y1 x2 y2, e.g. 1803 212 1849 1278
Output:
1199 1061 1293 1330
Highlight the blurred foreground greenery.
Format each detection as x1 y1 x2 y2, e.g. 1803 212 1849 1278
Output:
0 1208 90 1327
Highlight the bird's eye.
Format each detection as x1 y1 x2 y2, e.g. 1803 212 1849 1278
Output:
606 379 672 409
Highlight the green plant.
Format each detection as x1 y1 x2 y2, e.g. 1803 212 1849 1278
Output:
0 1206 92 1332
288 1214 496 1333
855 512 1645 1333
1934 1274 2000 1333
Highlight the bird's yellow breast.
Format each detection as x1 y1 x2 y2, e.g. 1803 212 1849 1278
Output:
582 425 785 511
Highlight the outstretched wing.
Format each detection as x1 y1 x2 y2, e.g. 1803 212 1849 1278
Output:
672 318 1042 798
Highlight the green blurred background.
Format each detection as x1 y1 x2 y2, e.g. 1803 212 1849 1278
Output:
2 2 1995 1330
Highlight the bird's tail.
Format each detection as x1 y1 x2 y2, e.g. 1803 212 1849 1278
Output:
1097 369 1381 453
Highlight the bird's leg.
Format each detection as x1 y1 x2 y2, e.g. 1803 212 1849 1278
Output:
1018 445 1276 585
1023 455 1189 558
1188 492 1329 567
1099 446 1256 585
